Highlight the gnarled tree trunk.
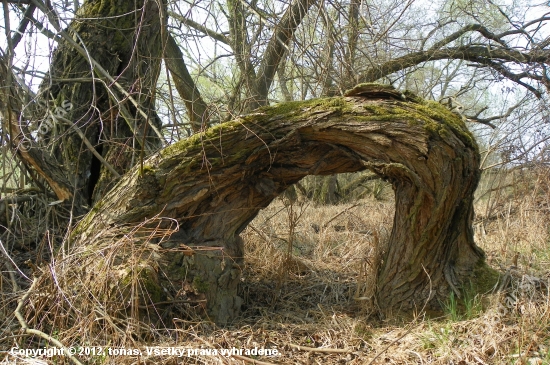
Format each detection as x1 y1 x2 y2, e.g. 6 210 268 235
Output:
40 0 166 207
60 87 486 324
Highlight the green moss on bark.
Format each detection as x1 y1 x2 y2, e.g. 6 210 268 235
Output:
469 260 501 295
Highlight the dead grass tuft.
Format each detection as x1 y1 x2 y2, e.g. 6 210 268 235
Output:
1 168 549 364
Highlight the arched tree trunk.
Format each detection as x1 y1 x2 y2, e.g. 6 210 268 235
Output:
56 86 487 324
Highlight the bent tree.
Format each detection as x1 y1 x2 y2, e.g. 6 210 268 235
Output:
0 0 503 327
63 86 486 323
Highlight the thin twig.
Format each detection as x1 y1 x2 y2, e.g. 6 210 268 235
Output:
232 354 279 365
366 324 419 365
138 299 206 309
55 115 120 178
287 343 351 353
322 203 360 229
14 278 84 365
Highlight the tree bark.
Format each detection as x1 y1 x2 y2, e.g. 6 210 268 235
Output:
63 87 485 323
41 0 166 207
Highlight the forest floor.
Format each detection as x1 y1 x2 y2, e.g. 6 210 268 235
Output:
223 185 549 365
1 171 549 364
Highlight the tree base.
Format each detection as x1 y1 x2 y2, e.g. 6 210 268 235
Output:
161 237 244 324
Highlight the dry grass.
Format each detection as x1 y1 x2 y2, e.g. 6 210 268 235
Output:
1 169 549 364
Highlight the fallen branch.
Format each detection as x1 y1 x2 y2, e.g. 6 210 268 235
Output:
366 324 419 365
322 203 360 229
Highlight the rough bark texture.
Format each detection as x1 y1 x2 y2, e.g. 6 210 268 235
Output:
70 88 485 323
41 0 166 206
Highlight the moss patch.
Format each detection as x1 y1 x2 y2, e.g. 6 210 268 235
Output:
120 264 164 304
192 275 209 293
416 101 477 150
469 260 501 295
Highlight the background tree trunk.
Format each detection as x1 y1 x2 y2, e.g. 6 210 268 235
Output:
41 0 166 207
61 87 485 323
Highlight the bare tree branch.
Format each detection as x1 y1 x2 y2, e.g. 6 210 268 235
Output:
428 24 508 50
360 45 549 96
252 0 318 108
0 56 75 202
10 3 36 49
227 0 258 109
165 33 210 133
466 98 527 129
168 11 229 45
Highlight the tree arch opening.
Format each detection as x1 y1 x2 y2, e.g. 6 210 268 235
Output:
240 175 395 316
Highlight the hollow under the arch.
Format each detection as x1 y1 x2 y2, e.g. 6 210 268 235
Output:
239 172 396 315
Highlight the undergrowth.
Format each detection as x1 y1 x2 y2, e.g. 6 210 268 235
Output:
0 168 549 364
